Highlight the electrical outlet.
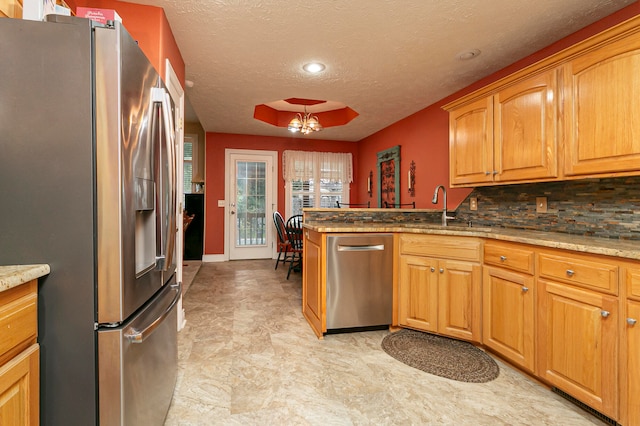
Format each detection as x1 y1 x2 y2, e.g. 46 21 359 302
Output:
536 197 548 213
470 197 478 211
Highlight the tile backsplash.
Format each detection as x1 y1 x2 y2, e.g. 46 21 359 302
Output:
305 177 640 240
456 176 640 240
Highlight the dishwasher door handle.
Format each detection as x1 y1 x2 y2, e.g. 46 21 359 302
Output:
337 244 385 252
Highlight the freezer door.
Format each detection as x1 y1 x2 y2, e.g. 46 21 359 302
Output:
98 280 180 426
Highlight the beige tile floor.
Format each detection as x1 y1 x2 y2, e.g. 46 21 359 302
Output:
165 259 604 426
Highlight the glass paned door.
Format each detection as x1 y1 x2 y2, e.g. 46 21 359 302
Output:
236 161 266 245
229 152 274 260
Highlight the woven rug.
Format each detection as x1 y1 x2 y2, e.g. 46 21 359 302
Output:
381 329 499 383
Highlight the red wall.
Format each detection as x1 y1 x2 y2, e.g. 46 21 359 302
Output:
356 2 640 212
68 0 185 86
204 133 358 255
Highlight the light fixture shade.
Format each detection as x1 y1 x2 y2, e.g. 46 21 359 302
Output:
288 115 302 132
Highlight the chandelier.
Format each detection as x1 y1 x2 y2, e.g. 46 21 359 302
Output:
287 107 323 134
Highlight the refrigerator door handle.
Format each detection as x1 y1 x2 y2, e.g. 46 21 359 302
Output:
125 283 181 343
152 87 177 272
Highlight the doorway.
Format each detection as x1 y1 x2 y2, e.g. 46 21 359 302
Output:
225 149 277 260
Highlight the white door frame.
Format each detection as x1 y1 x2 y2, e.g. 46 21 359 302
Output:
224 149 278 261
165 59 186 330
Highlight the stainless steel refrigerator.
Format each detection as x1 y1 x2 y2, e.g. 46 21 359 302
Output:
0 15 180 425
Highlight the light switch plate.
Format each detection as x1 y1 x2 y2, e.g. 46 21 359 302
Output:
536 197 548 213
470 197 478 211
218 200 225 207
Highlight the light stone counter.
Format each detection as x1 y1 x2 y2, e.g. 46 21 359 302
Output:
0 264 50 293
303 222 640 261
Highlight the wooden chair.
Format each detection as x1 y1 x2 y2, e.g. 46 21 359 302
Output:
272 212 291 270
336 201 371 208
383 201 416 208
285 214 304 279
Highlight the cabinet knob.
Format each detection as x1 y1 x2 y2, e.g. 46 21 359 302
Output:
430 267 435 273
500 255 507 262
566 269 575 277
439 268 444 273
522 286 529 293
485 171 491 176
493 170 498 175
628 318 638 326
601 310 610 318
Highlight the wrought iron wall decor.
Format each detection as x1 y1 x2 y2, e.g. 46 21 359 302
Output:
408 161 416 197
377 145 400 208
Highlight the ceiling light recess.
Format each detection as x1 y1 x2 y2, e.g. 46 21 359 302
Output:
456 49 481 60
303 62 326 73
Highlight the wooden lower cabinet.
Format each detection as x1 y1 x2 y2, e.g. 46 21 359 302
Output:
623 298 640 426
482 266 535 372
398 253 481 342
302 229 325 338
0 279 39 425
537 279 618 419
0 344 39 425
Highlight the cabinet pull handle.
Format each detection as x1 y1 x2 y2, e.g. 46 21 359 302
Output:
430 267 435 272
566 269 575 277
628 318 638 326
522 286 529 293
500 255 507 262
439 268 444 273
601 310 610 318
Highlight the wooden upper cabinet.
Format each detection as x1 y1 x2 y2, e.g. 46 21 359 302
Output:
564 31 640 177
0 0 22 18
448 69 559 186
494 69 558 182
449 97 494 186
446 15 640 186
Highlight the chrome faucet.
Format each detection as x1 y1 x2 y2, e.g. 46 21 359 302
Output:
432 185 455 226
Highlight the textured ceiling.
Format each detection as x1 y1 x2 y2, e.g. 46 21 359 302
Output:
127 0 634 141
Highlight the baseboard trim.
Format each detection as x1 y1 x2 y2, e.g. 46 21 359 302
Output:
202 254 226 262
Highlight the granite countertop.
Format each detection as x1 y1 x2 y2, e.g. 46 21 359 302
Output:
0 264 50 293
303 222 640 261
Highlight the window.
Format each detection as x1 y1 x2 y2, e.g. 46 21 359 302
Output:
283 151 353 217
183 140 193 202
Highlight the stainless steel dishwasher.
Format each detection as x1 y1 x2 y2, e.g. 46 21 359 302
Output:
326 234 394 330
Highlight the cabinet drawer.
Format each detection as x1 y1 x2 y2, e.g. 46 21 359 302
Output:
538 251 618 294
400 234 481 261
484 241 535 275
628 267 640 301
0 282 37 364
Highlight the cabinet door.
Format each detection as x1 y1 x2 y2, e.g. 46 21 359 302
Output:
537 280 618 418
564 32 640 176
482 266 535 372
0 344 39 425
302 230 324 338
398 255 438 333
449 97 494 186
438 259 481 342
624 300 640 426
494 69 558 182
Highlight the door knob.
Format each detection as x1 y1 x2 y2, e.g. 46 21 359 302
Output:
230 210 236 215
